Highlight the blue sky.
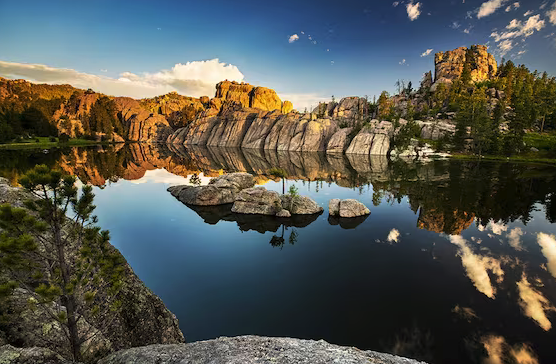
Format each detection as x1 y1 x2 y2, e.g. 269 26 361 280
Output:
1 0 555 109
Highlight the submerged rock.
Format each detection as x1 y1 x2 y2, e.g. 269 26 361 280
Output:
329 199 370 218
98 335 427 364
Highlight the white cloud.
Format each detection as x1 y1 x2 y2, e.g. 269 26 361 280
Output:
507 18 522 28
406 1 422 21
0 59 245 99
490 15 545 55
524 10 533 16
464 26 472 34
508 227 524 250
451 21 461 29
537 233 556 279
393 1 400 7
399 59 406 65
477 0 508 18
482 219 508 235
517 49 527 55
387 228 400 243
420 48 433 57
547 1 556 24
481 335 540 364
449 235 504 298
288 34 299 43
517 274 555 331
506 2 520 11
540 2 548 10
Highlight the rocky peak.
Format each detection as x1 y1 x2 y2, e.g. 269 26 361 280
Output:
215 80 291 112
434 45 497 82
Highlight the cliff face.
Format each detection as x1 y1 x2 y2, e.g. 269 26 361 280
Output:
434 45 497 82
167 96 426 156
0 178 185 362
214 81 291 113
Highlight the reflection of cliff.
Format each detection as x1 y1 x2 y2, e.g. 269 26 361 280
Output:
3 144 555 234
417 208 474 235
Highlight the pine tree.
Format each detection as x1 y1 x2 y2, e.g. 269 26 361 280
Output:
0 165 125 361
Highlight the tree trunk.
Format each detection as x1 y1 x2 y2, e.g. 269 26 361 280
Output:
55 223 81 362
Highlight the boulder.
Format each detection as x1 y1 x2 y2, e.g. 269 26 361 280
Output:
281 195 323 215
98 336 427 364
231 187 282 215
326 128 353 154
329 199 370 218
208 172 256 190
420 121 455 140
328 215 369 229
168 172 255 206
328 198 340 215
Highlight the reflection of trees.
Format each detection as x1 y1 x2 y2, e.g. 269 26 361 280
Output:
270 226 298 249
1 145 555 233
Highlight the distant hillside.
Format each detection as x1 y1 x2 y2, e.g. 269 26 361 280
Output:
0 77 292 143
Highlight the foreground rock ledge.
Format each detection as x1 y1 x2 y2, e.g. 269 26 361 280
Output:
98 336 426 364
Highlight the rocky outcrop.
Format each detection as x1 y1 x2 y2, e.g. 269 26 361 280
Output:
0 179 184 362
345 121 392 156
434 45 497 83
419 120 456 140
0 345 76 364
98 336 427 364
215 81 291 112
168 172 256 206
231 187 282 215
326 127 353 153
329 199 370 218
114 97 173 143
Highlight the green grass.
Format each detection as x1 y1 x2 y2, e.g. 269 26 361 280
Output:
0 137 109 150
450 153 556 165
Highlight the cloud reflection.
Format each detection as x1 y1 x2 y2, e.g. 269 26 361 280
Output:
449 235 503 298
481 335 539 364
537 233 556 279
516 274 554 331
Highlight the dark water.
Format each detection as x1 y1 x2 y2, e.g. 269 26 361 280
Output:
1 144 556 364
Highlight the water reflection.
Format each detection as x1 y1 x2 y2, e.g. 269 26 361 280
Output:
187 204 320 234
1 144 556 364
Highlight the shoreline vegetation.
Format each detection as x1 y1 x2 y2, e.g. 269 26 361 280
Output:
1 138 555 165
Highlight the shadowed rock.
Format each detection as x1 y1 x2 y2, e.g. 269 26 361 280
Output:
329 199 370 218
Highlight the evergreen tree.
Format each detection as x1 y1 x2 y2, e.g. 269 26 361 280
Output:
0 165 125 361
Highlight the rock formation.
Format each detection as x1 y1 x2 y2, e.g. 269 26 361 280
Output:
215 81 291 112
168 172 255 206
434 45 497 83
329 199 370 218
97 336 427 364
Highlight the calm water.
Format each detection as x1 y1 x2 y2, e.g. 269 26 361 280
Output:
1 144 556 364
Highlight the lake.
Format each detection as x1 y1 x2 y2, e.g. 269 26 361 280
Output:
1 143 555 364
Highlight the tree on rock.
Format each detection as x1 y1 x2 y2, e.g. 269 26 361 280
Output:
0 165 125 362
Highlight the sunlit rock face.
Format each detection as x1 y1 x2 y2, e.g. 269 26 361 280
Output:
417 208 474 235
434 45 497 83
215 80 290 112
